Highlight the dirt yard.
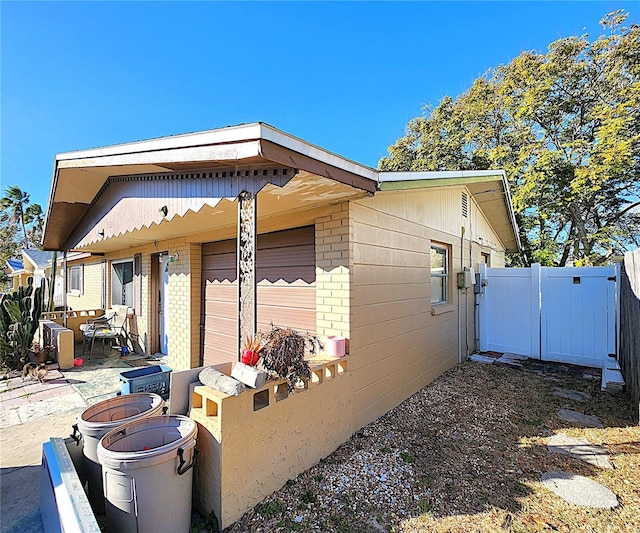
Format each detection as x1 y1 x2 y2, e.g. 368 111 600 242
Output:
225 359 639 533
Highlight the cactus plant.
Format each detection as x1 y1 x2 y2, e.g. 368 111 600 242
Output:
0 276 46 370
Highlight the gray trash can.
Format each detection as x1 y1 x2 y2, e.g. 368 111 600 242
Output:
97 415 198 533
75 392 164 512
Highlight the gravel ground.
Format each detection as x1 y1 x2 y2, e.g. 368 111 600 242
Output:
224 359 638 533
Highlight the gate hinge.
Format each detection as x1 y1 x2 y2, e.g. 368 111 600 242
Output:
607 276 616 281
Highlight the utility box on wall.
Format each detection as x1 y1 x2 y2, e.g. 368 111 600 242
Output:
457 270 474 289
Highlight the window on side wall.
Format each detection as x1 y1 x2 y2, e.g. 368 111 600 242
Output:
68 265 83 294
111 260 134 307
430 244 449 305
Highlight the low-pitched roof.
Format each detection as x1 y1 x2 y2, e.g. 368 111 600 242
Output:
22 249 53 269
43 122 378 250
7 259 24 273
42 123 521 253
379 170 521 253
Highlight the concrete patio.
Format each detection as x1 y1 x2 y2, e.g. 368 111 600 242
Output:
0 343 166 533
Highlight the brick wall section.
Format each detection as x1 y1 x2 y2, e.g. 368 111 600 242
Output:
166 240 202 370
315 202 351 348
189 243 202 368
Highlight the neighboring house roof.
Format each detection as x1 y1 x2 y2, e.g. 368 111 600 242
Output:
379 170 521 253
22 249 53 270
43 123 521 253
7 259 24 273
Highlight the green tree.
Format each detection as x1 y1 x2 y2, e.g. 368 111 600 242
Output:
25 203 44 249
380 11 639 266
0 186 31 249
0 186 46 289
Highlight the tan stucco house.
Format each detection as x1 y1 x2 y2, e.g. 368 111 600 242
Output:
42 123 520 527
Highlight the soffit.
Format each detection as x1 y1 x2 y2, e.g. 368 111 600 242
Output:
64 172 368 254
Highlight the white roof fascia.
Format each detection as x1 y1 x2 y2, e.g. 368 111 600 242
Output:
378 170 507 182
55 123 265 161
53 122 378 182
258 124 378 182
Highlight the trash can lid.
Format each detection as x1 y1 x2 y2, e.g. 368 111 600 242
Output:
97 415 197 470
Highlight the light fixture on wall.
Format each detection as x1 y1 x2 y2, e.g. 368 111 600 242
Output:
169 252 179 263
159 205 168 217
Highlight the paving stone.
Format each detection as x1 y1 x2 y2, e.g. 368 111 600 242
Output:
502 353 529 361
16 394 87 424
541 471 618 508
0 409 21 429
557 409 604 428
469 354 496 364
553 388 591 402
548 433 613 469
496 355 524 367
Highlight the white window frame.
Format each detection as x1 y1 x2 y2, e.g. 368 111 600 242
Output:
430 243 449 305
68 265 83 295
111 258 134 307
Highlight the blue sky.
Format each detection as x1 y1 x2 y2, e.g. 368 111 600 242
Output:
1 1 636 210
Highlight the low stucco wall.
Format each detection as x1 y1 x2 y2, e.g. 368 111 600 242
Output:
41 309 104 342
190 357 351 529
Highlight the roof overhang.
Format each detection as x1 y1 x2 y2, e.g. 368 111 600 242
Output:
379 170 522 253
42 124 521 255
43 123 378 251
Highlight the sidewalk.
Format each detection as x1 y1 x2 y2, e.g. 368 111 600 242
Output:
0 344 163 533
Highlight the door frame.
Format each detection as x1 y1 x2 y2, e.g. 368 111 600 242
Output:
150 252 170 355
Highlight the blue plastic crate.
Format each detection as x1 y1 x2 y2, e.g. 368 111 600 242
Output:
119 365 172 400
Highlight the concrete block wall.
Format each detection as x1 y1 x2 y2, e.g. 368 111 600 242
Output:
191 357 352 529
315 203 351 348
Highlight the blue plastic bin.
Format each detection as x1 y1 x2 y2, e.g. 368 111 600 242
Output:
119 365 172 400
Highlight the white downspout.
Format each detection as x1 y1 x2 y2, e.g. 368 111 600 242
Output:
458 226 465 364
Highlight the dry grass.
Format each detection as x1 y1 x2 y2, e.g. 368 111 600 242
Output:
226 360 639 533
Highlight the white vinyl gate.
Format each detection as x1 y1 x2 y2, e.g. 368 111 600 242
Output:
478 263 619 368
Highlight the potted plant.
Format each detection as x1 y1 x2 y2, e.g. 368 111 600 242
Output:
231 334 268 388
241 334 263 366
260 326 312 392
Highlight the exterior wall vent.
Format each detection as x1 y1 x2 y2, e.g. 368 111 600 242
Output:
461 192 468 218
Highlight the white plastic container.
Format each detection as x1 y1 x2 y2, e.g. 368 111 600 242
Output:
97 415 198 533
75 392 164 512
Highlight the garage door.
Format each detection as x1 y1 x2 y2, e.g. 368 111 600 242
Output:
201 226 316 366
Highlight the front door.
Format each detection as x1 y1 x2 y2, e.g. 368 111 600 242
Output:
159 254 171 355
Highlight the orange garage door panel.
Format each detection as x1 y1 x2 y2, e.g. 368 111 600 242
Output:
201 226 316 366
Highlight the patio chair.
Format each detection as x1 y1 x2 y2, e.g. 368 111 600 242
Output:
80 306 131 357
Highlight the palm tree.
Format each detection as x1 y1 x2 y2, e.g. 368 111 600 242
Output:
25 203 44 248
0 186 30 248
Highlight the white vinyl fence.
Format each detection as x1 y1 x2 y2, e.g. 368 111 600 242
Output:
478 263 619 369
